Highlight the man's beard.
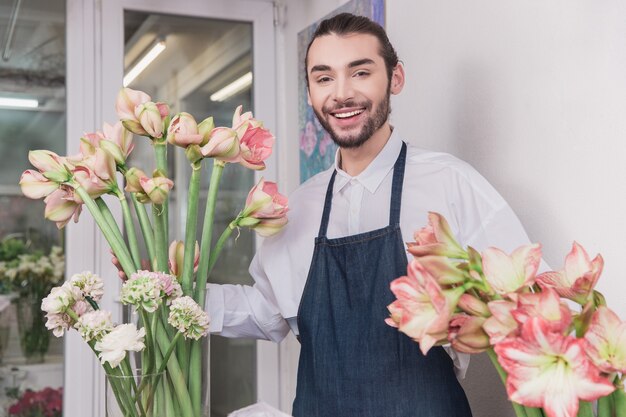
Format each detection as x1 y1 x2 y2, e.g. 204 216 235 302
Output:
313 90 391 149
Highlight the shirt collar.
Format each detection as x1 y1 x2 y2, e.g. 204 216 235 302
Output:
332 129 403 194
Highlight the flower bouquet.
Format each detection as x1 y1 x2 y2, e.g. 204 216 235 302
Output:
19 88 288 416
0 246 64 363
8 386 63 417
386 212 626 417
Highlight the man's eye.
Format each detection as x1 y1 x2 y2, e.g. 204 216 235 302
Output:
354 71 369 77
316 76 332 83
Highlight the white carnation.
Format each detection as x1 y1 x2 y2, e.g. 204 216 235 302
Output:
94 323 145 368
168 296 210 340
41 282 80 314
75 310 114 342
70 271 105 302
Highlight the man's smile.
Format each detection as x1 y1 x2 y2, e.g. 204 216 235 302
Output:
331 108 365 119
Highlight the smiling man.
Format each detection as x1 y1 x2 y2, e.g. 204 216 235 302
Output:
207 13 535 417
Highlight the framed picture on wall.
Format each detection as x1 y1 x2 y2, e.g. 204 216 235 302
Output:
297 0 385 183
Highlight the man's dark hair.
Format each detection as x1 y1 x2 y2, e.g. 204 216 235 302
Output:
305 12 399 87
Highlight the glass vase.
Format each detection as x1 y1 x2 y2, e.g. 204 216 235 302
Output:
106 370 168 417
15 294 50 364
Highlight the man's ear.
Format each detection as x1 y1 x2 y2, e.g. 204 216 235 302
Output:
390 62 405 95
307 89 312 106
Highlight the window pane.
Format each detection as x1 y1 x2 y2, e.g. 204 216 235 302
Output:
0 0 65 415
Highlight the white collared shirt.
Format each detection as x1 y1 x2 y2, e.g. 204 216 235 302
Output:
208 130 534 378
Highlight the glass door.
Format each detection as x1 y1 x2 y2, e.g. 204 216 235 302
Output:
64 1 279 416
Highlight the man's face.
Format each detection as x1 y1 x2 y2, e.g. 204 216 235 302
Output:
306 33 397 149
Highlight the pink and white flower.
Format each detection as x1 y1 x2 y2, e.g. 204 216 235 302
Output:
494 317 615 417
168 240 199 277
120 271 163 312
483 300 518 344
200 127 240 162
406 212 467 259
167 112 203 147
448 314 490 353
481 243 542 295
584 306 626 374
75 310 114 342
168 296 210 340
231 106 274 170
239 178 289 236
139 172 174 205
20 170 59 199
387 260 463 354
69 271 105 302
536 242 603 305
43 188 82 229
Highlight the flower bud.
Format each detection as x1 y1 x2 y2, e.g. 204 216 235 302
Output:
135 102 165 138
140 170 174 205
197 116 215 146
167 112 202 147
200 127 240 162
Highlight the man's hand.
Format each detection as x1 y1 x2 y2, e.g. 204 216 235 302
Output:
109 249 150 280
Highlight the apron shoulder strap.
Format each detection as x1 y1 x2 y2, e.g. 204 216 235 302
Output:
389 142 407 226
317 169 337 238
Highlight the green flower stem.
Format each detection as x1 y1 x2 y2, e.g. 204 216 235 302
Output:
139 309 155 375
154 141 169 246
522 407 544 417
66 310 137 416
155 322 194 417
120 358 147 417
118 192 142 270
194 161 225 307
75 187 135 277
135 332 182 401
153 203 168 273
130 193 156 268
181 164 202 296
597 393 612 417
189 338 204 416
575 401 593 417
95 197 127 253
613 388 626 415
207 220 237 276
486 348 528 417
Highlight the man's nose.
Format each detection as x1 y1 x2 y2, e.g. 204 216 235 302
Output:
332 77 354 103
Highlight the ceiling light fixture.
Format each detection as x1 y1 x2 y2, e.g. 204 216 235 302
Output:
123 38 167 87
0 97 38 108
210 71 253 102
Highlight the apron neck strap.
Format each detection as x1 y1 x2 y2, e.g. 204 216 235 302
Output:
317 141 408 238
389 142 407 226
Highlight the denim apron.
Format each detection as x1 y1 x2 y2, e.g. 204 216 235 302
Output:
293 142 473 417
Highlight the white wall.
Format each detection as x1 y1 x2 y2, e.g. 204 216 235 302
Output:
277 0 626 416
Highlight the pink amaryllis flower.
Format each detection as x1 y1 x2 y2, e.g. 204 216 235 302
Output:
28 150 73 183
511 288 573 334
231 106 274 170
483 300 518 344
99 121 134 165
536 242 603 305
481 243 542 295
448 314 490 353
115 88 169 138
20 170 59 199
239 178 289 237
139 172 174 205
43 187 82 229
584 306 626 373
416 255 469 285
406 212 467 259
167 112 204 148
386 260 463 354
200 127 240 162
168 240 200 277
494 317 615 417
